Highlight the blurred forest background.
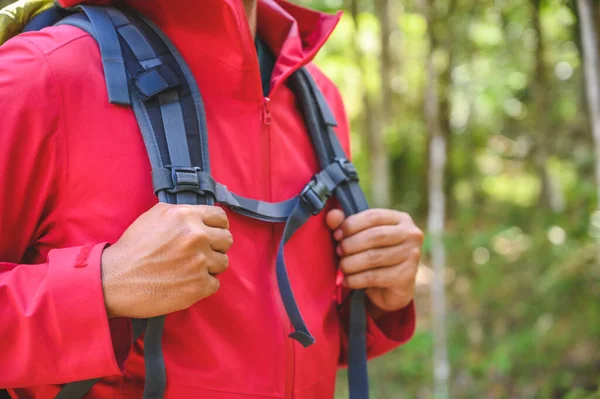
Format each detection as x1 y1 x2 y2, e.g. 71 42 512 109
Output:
299 0 600 398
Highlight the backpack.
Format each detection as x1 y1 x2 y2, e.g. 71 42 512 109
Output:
0 3 371 399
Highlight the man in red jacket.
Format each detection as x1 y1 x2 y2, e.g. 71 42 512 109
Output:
0 0 422 398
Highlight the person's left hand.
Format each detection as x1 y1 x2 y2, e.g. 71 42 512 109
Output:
326 208 423 318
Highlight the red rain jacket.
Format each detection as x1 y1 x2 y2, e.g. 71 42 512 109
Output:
0 0 415 397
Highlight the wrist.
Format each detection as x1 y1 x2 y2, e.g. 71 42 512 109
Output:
101 246 121 319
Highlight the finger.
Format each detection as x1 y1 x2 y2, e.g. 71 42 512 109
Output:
202 274 221 297
205 226 234 253
339 224 406 256
337 209 405 239
340 243 412 275
201 206 229 229
344 262 414 290
325 209 346 237
207 252 229 276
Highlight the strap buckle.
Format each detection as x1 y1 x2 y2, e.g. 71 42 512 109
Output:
165 166 216 196
334 157 359 182
300 175 333 215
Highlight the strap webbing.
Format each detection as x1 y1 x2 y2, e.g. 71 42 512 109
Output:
76 6 130 105
152 167 296 222
276 199 315 346
290 69 370 399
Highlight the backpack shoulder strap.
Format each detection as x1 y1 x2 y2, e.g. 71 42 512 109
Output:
57 7 131 106
57 6 214 399
289 68 370 399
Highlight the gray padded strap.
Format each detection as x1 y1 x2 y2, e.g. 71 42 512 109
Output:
138 13 211 176
117 24 157 63
114 15 195 206
104 7 130 27
158 91 196 205
77 6 130 105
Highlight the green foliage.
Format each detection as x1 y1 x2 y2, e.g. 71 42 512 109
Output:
306 0 600 397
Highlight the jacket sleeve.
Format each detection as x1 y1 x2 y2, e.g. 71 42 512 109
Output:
0 36 130 387
306 64 417 363
337 293 416 365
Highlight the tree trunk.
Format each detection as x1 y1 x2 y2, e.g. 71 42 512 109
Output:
422 0 450 397
578 0 600 264
532 0 565 213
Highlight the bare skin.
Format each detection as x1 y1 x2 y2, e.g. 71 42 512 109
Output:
102 204 233 318
101 1 422 321
326 209 422 320
243 0 257 39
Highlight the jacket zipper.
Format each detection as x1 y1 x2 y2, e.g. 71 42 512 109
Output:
230 0 296 395
260 92 295 399
262 98 295 399
263 97 273 125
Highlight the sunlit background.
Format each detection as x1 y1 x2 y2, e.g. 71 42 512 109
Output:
299 0 600 398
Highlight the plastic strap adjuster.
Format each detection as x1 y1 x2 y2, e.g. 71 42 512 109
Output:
334 157 359 182
132 64 180 101
300 176 333 215
166 166 216 196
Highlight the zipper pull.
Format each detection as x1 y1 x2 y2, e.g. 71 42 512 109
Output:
263 97 272 125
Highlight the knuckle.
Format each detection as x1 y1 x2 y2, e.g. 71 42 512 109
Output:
410 247 422 261
195 252 208 267
367 210 382 225
371 227 387 244
345 276 358 289
193 225 209 241
214 206 227 216
363 272 379 287
209 279 220 296
412 227 425 243
341 220 353 236
164 204 181 218
339 258 351 274
224 231 234 249
154 202 170 213
214 206 228 219
339 240 350 256
397 211 411 222
222 255 230 271
366 249 381 265
170 205 194 224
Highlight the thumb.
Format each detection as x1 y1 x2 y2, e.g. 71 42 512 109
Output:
325 209 345 233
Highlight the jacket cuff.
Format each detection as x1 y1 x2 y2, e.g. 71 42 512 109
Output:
338 298 416 365
47 243 130 382
365 301 416 359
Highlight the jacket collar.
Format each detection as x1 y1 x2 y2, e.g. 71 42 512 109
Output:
57 0 341 96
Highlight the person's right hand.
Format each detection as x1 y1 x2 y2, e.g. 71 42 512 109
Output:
100 203 233 319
